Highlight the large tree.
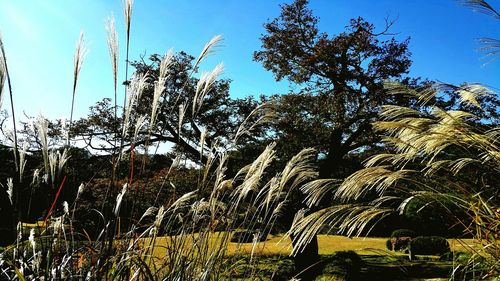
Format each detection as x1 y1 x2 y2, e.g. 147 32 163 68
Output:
255 0 412 178
254 0 414 278
73 51 265 165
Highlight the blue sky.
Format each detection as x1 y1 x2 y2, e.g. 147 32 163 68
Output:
0 0 498 120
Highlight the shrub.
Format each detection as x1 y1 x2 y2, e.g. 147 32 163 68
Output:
386 229 416 252
386 237 411 252
225 256 294 280
410 236 450 256
321 251 363 281
390 229 417 238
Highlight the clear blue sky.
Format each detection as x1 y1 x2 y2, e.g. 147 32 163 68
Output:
0 0 498 120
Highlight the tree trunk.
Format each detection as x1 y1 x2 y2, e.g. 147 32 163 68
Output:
320 128 345 178
292 129 346 280
291 233 320 280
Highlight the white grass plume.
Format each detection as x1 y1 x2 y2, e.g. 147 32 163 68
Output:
433 83 494 110
194 35 223 69
32 169 40 186
460 0 500 18
150 78 166 132
295 81 500 256
19 142 28 182
159 49 174 79
48 150 58 184
456 83 493 109
234 102 275 143
231 143 275 207
6 178 13 205
76 183 85 198
68 32 89 146
47 148 71 185
28 228 36 253
122 73 147 139
192 62 224 116
199 128 207 161
138 206 158 223
63 201 69 215
133 114 147 142
0 47 5 109
335 166 412 201
169 190 196 211
105 15 119 93
36 115 49 173
58 148 70 176
301 179 341 207
151 206 165 235
123 0 133 41
177 102 187 138
114 183 128 216
255 147 318 217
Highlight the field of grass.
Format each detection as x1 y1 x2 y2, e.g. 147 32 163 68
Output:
16 223 479 258
148 232 477 257
225 234 391 256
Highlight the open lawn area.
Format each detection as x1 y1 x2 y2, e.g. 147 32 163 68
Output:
150 233 477 257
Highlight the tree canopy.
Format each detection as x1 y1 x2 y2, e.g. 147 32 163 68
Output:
73 51 266 164
254 0 414 178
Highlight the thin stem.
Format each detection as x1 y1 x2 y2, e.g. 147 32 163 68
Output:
119 26 131 158
0 40 18 172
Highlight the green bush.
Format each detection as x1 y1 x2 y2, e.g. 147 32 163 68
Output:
321 251 363 280
385 229 417 252
390 229 417 238
386 237 411 252
410 236 450 256
224 256 294 281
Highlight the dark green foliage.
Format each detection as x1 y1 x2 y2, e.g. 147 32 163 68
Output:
224 256 294 281
390 229 417 238
72 167 200 238
404 198 470 237
0 148 14 245
386 237 411 252
410 236 451 256
385 239 392 251
320 251 363 281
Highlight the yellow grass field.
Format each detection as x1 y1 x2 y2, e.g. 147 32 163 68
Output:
150 233 478 257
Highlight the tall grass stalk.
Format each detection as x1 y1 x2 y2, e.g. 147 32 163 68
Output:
106 14 119 147
0 42 5 110
120 0 133 154
68 32 88 147
0 3 305 281
0 33 18 171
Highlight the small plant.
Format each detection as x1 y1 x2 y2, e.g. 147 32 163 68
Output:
390 229 416 238
225 256 294 280
409 236 450 256
386 237 411 252
321 251 363 281
386 229 417 252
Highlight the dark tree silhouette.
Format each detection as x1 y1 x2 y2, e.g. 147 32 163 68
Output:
254 0 413 278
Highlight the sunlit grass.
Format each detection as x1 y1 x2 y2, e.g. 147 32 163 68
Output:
147 233 478 258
